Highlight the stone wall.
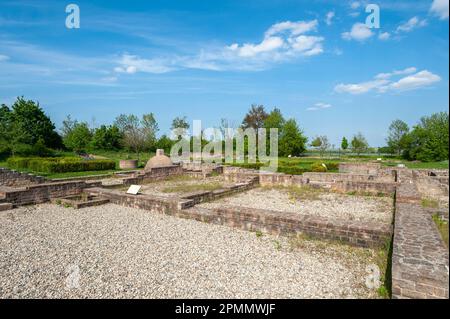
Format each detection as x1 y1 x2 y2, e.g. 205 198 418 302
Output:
86 185 391 248
0 180 101 206
391 181 449 299
332 180 397 195
121 165 184 186
0 168 46 187
339 162 382 175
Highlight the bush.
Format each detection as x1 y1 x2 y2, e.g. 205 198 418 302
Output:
311 162 327 172
7 157 115 173
277 166 309 175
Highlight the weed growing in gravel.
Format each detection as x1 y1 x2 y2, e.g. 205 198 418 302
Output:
273 240 282 250
421 198 439 209
255 230 263 238
432 213 449 247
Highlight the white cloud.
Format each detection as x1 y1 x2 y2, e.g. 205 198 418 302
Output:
335 68 441 94
396 16 427 33
374 67 417 79
389 70 441 91
115 54 176 74
350 1 361 10
325 11 335 25
342 23 374 41
430 0 449 20
0 54 10 62
307 102 332 111
378 32 391 40
115 20 324 74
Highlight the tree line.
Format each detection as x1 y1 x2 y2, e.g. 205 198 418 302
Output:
0 97 448 162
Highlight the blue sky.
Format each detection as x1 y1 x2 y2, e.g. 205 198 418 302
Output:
0 0 448 146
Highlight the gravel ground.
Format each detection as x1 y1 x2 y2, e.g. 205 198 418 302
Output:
0 203 381 299
199 188 393 224
138 176 233 198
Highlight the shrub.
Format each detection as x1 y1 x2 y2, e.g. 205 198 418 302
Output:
7 157 115 173
311 162 327 172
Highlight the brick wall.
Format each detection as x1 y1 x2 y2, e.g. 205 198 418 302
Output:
339 162 382 175
86 186 392 248
332 180 397 195
0 168 46 187
0 180 101 206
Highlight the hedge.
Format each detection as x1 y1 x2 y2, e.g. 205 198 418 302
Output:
7 157 116 173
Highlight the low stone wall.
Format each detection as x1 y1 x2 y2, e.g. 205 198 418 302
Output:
391 182 449 299
339 162 382 175
179 178 258 205
86 187 184 213
121 165 184 186
303 172 394 183
0 180 101 206
0 168 46 187
184 206 392 247
332 180 397 195
85 185 391 248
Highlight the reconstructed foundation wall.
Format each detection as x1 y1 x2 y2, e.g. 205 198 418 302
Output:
222 166 396 195
121 165 184 186
339 162 382 175
86 186 392 248
391 171 449 299
0 180 101 206
0 168 46 187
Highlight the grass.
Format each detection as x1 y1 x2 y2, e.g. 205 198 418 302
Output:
421 198 440 209
432 214 449 247
161 182 224 193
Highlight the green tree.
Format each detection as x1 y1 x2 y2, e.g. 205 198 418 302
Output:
90 125 122 150
63 122 93 153
263 108 285 153
311 135 329 158
387 119 410 155
114 114 159 160
351 133 369 156
279 119 307 157
403 112 449 162
9 97 62 149
170 116 190 139
155 135 174 154
341 137 349 151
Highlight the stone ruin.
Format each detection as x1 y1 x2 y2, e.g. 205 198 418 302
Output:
0 160 448 299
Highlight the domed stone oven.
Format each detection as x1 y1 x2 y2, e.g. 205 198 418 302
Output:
144 149 173 171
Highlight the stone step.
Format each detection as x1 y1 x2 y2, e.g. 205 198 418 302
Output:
0 203 13 211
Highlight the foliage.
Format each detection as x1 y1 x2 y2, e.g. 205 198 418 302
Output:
114 113 159 159
402 112 449 162
278 119 307 157
241 104 268 129
311 162 327 172
311 135 330 157
7 156 115 173
386 119 409 155
351 132 369 155
90 125 122 150
341 137 349 151
155 135 174 154
0 98 62 156
63 122 93 153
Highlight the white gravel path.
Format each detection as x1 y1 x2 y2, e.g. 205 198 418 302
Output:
0 204 380 299
200 188 393 224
